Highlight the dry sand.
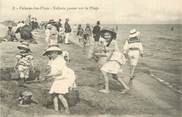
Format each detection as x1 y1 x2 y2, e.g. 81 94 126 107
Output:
0 30 181 117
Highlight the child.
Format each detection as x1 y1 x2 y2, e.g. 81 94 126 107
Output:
5 26 18 42
123 29 144 80
94 27 129 94
45 24 58 46
42 46 76 113
15 42 34 82
77 24 84 43
83 24 92 46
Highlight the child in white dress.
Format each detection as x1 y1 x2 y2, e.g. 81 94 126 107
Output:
94 27 130 94
42 46 76 113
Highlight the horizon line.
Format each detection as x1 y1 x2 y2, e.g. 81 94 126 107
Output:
0 20 182 25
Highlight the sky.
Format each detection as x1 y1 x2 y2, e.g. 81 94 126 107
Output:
0 0 182 24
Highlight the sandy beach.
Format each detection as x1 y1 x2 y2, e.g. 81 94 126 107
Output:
0 24 181 117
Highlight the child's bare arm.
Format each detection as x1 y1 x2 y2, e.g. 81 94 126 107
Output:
31 61 34 71
46 71 62 78
14 59 19 71
14 62 18 71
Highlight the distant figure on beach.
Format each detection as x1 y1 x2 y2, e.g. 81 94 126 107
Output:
93 21 101 45
171 27 174 31
15 42 34 82
15 21 37 43
57 19 62 31
42 46 76 113
45 24 52 44
64 18 72 44
25 14 32 25
58 25 65 43
123 29 144 80
16 21 25 30
31 18 39 31
4 26 18 42
93 27 129 94
45 24 58 46
77 24 84 43
83 24 92 46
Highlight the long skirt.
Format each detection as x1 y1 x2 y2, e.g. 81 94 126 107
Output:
49 68 76 94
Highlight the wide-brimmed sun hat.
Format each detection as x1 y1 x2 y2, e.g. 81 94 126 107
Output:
46 24 52 29
17 42 31 52
42 46 62 56
128 29 140 38
100 27 117 39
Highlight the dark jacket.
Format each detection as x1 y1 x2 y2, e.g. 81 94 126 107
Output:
57 22 62 31
92 25 100 41
15 25 33 40
64 22 71 33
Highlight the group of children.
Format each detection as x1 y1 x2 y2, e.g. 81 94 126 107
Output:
77 24 92 47
90 27 144 94
15 41 76 113
3 15 40 42
14 21 143 113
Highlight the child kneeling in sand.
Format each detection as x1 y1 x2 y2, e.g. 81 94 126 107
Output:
94 27 129 94
15 42 34 82
42 46 76 113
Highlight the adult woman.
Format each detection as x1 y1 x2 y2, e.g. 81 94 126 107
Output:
92 21 101 45
42 46 76 113
94 27 129 94
64 18 71 44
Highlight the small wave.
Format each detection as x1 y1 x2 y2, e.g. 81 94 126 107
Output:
157 36 182 42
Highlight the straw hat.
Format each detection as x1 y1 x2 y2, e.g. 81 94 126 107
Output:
128 29 140 38
42 46 62 56
46 24 52 29
17 42 31 52
100 27 117 39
